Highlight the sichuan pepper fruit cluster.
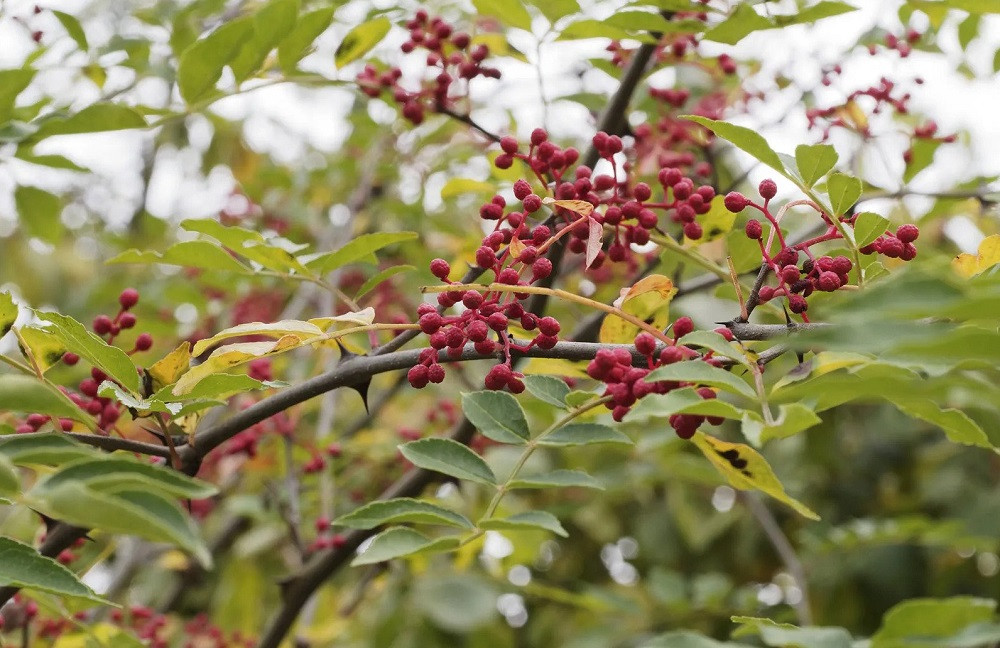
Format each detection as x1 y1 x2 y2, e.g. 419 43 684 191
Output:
356 10 500 125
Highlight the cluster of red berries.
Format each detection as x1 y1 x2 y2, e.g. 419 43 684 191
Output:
91 288 152 353
356 10 500 125
807 77 913 141
633 87 723 179
876 28 922 58
586 323 727 439
725 179 919 318
307 516 348 553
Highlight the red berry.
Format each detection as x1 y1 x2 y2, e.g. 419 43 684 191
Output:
118 312 137 329
487 312 508 331
62 352 79 365
537 316 560 336
134 333 153 351
683 222 703 239
419 312 442 334
758 179 777 200
530 128 547 145
725 191 749 213
633 183 652 202
476 246 496 269
429 258 451 280
758 286 775 302
513 179 531 200
659 346 683 365
817 271 841 292
93 315 113 335
673 317 694 338
634 333 656 355
500 136 518 154
896 224 919 243
780 265 800 284
881 236 904 258
531 257 552 281
745 219 763 240
788 294 808 313
427 364 446 383
462 291 484 309
494 154 513 169
119 288 140 310
408 365 430 388
522 194 542 212
831 256 853 275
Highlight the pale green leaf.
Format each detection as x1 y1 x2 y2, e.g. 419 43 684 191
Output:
305 232 417 275
523 375 570 408
540 422 633 446
795 144 838 187
461 391 529 444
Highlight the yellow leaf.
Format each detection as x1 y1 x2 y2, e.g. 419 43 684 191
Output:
309 307 376 330
522 357 590 379
191 319 325 356
17 326 67 373
173 337 300 395
147 342 191 390
542 197 594 217
692 432 820 520
952 234 1000 277
685 195 735 245
508 236 527 260
840 99 868 131
598 274 677 344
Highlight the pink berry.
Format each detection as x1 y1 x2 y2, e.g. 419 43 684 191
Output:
745 219 763 240
758 179 777 200
896 224 919 243
93 315 113 335
634 333 656 355
725 192 749 213
429 258 451 280
134 333 153 351
119 288 139 310
673 317 694 338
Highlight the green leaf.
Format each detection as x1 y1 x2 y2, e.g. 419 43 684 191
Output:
334 498 473 530
355 265 415 300
904 138 942 183
731 616 852 648
557 19 633 41
440 178 496 199
741 404 822 446
826 172 862 216
0 68 36 123
334 17 391 69
886 397 991 448
682 115 786 175
0 453 19 496
0 537 107 604
509 469 603 490
14 185 63 243
26 483 211 566
479 511 568 537
351 527 439 566
155 373 274 402
14 151 89 172
0 375 88 422
177 17 255 103
399 438 497 485
38 457 217 499
908 0 1000 14
53 11 88 51
0 433 97 466
305 232 417 274
872 597 997 647
640 631 749 647
36 311 140 393
461 391 529 444
523 375 570 408
31 103 146 140
230 0 299 82
701 3 773 45
540 422 633 446
853 212 889 248
524 0 580 23
692 432 820 520
107 240 250 273
277 7 336 73
471 0 534 31
0 291 17 338
646 361 756 399
795 144 838 187
773 1 858 27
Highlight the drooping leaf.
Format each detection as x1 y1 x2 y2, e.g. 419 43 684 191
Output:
305 232 418 275
540 423 633 446
523 375 570 408
334 498 473 530
599 274 677 344
37 457 216 499
14 185 63 243
334 18 391 69
795 144 838 187
773 1 858 27
479 510 568 537
585 217 603 268
885 397 991 449
646 361 756 399
0 68 36 123
53 11 88 51
147 342 192 390
172 338 300 395
31 103 146 140
0 453 19 495
277 7 336 73
740 403 822 446
461 391 529 444
177 17 255 102
35 311 140 393
692 432 820 520
355 265 416 300
107 241 249 273
0 537 107 604
399 438 497 485
230 0 299 82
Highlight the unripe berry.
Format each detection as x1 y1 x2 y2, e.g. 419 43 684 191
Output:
429 258 451 279
896 224 919 243
634 332 656 355
725 192 750 213
758 179 777 200
673 316 694 338
119 288 140 310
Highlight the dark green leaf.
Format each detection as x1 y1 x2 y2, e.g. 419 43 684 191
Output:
479 510 568 537
0 453 19 495
14 185 63 243
731 616 852 648
334 18 391 69
0 433 97 466
523 375 570 408
0 537 107 604
278 7 336 73
399 438 497 485
461 391 529 444
795 144 838 187
177 17 254 103
38 457 217 499
540 422 633 446
334 498 473 529
646 361 755 399
351 527 437 566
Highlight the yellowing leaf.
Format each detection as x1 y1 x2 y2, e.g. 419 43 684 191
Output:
840 99 868 131
191 320 325 356
173 337 299 395
692 432 820 520
585 217 603 268
148 342 192 390
599 274 677 344
686 195 735 245
522 357 590 379
17 326 68 373
309 307 377 330
952 234 1000 277
542 197 594 217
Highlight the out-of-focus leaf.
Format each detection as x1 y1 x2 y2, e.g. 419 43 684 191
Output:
479 511 568 537
36 311 140 393
108 241 250 273
952 234 1000 277
471 0 533 30
701 3 772 44
741 404 822 446
53 11 88 51
177 17 254 102
334 498 473 529
355 265 415 300
540 423 633 446
0 375 88 422
0 68 36 123
441 178 495 199
306 232 417 275
904 138 942 183
230 0 299 81
0 453 19 495
37 457 216 499
14 185 63 243
0 291 17 338
509 469 603 490
31 103 146 140
871 597 997 647
853 212 889 248
277 7 335 73
334 18 391 69
731 616 852 648
0 433 97 466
